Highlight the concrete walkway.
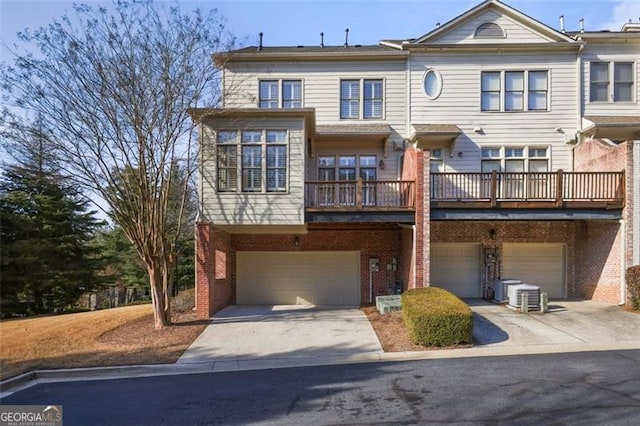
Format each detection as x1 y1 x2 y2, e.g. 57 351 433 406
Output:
177 305 383 369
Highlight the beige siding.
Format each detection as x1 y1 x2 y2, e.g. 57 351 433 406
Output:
409 52 578 172
582 44 640 116
429 10 553 44
224 60 407 132
199 117 306 225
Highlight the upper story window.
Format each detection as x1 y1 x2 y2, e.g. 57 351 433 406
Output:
340 79 384 119
259 80 302 108
215 129 288 193
474 22 505 39
481 70 548 112
423 69 443 100
318 155 378 180
590 62 634 102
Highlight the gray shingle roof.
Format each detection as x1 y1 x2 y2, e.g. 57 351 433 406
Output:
586 115 640 125
412 124 461 134
316 124 391 135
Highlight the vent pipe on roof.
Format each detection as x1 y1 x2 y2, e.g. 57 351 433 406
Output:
579 18 585 33
344 28 349 48
258 32 263 51
436 22 441 28
559 15 565 33
320 32 324 48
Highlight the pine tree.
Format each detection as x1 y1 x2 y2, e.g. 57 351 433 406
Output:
0 131 104 315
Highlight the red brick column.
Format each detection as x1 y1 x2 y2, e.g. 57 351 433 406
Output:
195 222 215 319
414 149 430 288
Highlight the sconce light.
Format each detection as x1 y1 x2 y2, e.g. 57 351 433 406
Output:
489 228 497 239
457 151 463 158
379 160 385 170
473 126 483 133
294 236 300 247
554 127 564 133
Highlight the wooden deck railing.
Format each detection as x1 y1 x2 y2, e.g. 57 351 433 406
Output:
305 179 415 210
430 170 625 208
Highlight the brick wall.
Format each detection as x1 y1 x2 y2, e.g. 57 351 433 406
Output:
231 224 402 304
574 137 630 304
414 149 430 288
195 223 233 319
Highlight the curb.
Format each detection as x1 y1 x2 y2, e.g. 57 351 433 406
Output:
3 341 640 398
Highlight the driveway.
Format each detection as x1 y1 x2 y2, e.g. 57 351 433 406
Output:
471 299 640 349
178 305 382 367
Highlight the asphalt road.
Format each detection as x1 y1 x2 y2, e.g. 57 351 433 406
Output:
2 350 640 425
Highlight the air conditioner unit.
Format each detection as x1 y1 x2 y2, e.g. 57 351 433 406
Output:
493 278 522 303
508 284 540 311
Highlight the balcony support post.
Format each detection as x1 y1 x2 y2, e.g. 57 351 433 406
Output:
490 170 498 208
356 177 363 209
556 169 564 207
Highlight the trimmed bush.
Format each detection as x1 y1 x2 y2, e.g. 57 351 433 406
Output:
171 288 195 313
402 287 473 346
626 265 640 310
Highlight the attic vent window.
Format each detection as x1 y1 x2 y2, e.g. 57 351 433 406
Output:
474 22 505 38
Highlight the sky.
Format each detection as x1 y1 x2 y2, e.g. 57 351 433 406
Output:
1 0 640 60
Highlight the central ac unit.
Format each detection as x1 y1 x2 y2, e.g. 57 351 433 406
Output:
493 278 522 303
508 284 541 311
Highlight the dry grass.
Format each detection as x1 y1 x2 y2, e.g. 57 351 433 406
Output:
0 304 208 380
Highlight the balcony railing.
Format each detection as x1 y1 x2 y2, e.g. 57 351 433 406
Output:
305 179 415 210
430 170 625 209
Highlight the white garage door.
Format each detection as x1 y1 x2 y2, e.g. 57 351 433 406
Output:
236 251 360 306
502 243 565 298
430 243 481 297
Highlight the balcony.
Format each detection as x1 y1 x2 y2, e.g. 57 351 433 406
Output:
430 171 625 209
305 180 415 211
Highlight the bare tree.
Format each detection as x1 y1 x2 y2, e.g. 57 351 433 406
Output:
0 1 235 328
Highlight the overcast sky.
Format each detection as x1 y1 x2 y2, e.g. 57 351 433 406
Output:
2 0 639 59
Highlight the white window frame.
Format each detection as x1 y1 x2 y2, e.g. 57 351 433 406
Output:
258 79 303 108
340 78 385 120
215 129 289 194
480 146 550 171
589 61 635 103
480 70 549 112
318 154 378 179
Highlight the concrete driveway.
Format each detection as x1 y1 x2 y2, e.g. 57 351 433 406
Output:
178 305 382 368
471 299 640 350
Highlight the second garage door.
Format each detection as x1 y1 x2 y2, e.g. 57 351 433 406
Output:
502 243 565 298
236 251 360 306
430 243 481 297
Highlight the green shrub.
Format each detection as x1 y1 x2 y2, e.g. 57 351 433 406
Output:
626 265 640 310
402 287 473 346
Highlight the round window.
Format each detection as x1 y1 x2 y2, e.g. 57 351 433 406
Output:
423 68 442 100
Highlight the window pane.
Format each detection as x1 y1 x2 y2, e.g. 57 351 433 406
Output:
266 130 287 143
338 168 356 180
360 168 377 180
590 83 609 102
431 149 443 159
217 146 237 191
242 146 262 191
482 93 500 111
529 147 548 158
318 168 335 180
505 72 524 91
216 130 237 143
481 160 501 172
267 146 286 191
481 72 500 90
363 80 383 119
339 156 356 166
614 63 633 82
529 160 548 172
360 155 376 167
505 160 524 173
340 80 360 119
528 92 547 110
481 148 500 158
242 131 262 143
242 146 261 167
259 81 279 109
282 80 302 108
614 84 633 102
505 93 524 110
528 71 548 91
505 148 524 158
318 156 335 167
591 63 609 82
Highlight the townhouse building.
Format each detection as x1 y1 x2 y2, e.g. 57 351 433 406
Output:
190 0 640 318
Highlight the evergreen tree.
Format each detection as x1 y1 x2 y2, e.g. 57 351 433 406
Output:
0 132 104 314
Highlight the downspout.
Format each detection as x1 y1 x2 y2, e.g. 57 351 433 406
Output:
620 219 626 306
412 224 417 288
573 42 585 171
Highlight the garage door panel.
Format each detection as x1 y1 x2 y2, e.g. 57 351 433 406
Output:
502 243 565 298
237 251 360 306
431 243 481 298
